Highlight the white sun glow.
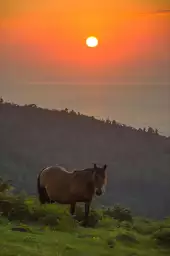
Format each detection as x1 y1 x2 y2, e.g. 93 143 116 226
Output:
86 36 98 47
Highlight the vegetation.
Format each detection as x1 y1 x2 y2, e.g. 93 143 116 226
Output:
103 205 133 223
0 98 170 218
0 180 170 255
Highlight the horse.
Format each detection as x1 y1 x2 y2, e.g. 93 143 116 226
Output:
37 163 107 220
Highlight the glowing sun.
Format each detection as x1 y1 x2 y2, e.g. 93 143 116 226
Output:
86 36 98 47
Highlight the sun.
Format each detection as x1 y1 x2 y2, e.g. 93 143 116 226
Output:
86 36 98 48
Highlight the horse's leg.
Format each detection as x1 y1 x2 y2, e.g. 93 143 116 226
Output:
84 201 91 226
70 203 76 216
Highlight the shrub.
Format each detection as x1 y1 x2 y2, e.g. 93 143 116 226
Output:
56 216 78 231
106 237 115 248
75 206 102 228
28 204 49 222
133 218 159 235
28 203 69 229
0 191 70 229
0 190 79 231
153 228 170 247
120 220 133 230
0 177 12 193
159 217 170 229
39 214 59 227
115 231 139 244
85 210 102 228
0 193 29 221
104 204 133 223
99 216 118 229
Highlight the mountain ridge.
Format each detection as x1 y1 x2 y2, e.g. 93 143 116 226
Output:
0 99 170 218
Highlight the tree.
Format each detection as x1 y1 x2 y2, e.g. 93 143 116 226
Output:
148 127 154 134
0 97 4 104
0 177 12 193
155 129 159 135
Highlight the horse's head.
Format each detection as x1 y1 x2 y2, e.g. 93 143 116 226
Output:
92 163 107 196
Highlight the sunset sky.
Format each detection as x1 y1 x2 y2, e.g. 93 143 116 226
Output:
0 1 170 135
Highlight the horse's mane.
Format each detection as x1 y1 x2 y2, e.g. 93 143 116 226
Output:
72 167 94 174
72 168 95 182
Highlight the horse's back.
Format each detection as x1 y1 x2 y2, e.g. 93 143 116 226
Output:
39 165 72 202
40 165 71 184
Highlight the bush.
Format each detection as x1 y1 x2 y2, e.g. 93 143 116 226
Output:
0 191 77 230
159 217 170 229
56 216 78 231
104 204 133 223
153 228 170 247
115 231 139 244
0 177 12 193
39 214 59 227
29 204 49 222
99 217 118 229
74 206 102 228
28 203 71 229
106 237 115 248
133 218 159 235
86 210 102 228
0 193 30 221
120 221 133 230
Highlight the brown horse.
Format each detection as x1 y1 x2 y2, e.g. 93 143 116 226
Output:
37 163 107 220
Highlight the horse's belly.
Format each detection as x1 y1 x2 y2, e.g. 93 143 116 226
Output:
48 189 91 204
70 191 93 203
47 186 72 203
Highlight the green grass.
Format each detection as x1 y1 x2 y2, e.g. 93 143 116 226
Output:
0 217 170 256
0 190 170 256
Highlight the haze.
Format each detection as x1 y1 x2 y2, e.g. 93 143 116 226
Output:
0 0 170 136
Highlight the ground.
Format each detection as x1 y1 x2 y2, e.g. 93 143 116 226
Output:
0 217 169 256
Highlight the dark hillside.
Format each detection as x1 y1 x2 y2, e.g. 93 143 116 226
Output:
0 100 170 218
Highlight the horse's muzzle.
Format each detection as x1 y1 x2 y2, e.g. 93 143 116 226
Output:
95 189 102 196
95 186 105 196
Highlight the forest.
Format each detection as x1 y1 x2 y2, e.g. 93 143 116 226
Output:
0 98 170 218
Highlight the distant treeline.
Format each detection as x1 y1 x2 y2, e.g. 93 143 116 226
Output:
0 97 170 218
0 96 161 135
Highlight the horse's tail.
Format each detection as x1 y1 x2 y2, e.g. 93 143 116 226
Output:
37 168 50 204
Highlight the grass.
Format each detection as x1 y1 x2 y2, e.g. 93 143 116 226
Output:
0 217 170 256
0 190 170 256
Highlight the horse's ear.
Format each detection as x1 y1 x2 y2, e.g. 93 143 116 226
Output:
103 164 107 170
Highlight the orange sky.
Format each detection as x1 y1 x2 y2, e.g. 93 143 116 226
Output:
1 0 170 85
0 1 170 136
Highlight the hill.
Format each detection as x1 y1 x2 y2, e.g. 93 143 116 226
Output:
0 98 170 218
1 216 170 256
0 190 170 256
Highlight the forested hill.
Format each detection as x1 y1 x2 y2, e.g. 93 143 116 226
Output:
0 99 170 218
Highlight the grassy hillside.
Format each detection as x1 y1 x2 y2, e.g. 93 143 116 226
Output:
0 99 170 218
0 188 170 256
1 219 170 256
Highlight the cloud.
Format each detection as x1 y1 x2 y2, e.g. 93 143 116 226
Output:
153 9 170 14
139 9 170 17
